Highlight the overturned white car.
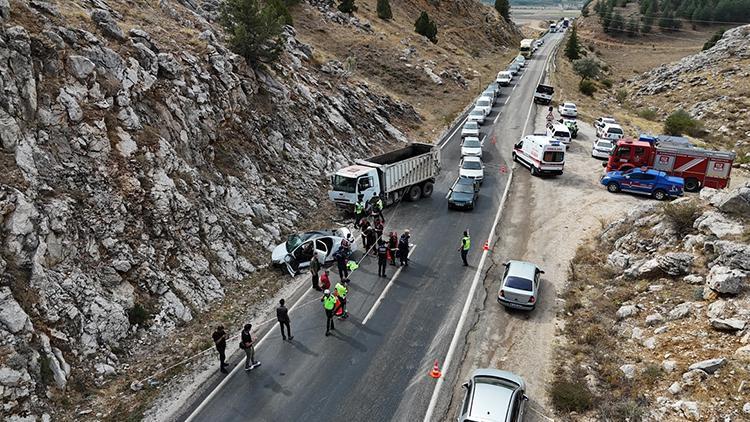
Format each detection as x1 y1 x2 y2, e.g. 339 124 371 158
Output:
271 228 357 275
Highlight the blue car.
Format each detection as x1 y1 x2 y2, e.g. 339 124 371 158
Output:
601 168 684 200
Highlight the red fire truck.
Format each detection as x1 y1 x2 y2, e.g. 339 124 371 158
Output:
605 136 736 192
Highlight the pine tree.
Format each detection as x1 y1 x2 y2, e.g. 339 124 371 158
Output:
219 0 285 65
626 16 639 36
377 0 392 19
565 25 581 60
611 10 625 34
641 0 657 32
602 5 614 32
414 11 438 43
494 0 510 21
639 0 651 14
338 0 357 14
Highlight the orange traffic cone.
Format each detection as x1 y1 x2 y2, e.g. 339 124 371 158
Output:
429 360 442 379
483 241 489 251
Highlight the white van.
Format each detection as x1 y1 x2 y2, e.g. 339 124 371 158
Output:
546 123 571 145
512 134 565 176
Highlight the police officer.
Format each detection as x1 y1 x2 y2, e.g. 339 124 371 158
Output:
459 230 471 266
334 280 349 319
321 290 337 336
335 247 349 280
377 239 388 277
354 195 366 228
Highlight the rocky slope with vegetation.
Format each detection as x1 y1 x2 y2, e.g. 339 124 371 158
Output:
552 183 750 420
0 0 518 420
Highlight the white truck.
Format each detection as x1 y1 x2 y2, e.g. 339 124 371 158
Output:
512 134 565 176
329 143 441 209
533 84 554 105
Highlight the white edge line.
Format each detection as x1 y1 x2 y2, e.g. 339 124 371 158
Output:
422 171 514 422
185 287 312 421
503 97 510 105
439 115 468 150
493 111 502 124
362 244 419 325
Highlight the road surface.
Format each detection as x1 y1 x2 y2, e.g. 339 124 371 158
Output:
181 32 564 422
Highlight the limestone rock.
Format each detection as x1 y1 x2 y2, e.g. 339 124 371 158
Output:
710 318 746 331
67 55 96 80
620 364 636 379
735 345 750 361
646 313 664 326
706 265 746 295
688 358 726 374
90 9 125 41
0 287 33 334
694 211 744 237
715 184 750 216
616 304 638 320
669 302 693 320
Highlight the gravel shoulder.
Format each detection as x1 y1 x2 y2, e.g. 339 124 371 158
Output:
444 112 642 420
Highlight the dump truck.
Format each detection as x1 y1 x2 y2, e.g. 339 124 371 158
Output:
533 84 554 105
520 39 534 58
329 143 441 210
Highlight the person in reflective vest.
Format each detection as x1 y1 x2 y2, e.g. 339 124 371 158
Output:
459 230 471 267
354 196 366 228
334 280 349 319
321 290 337 336
370 193 384 221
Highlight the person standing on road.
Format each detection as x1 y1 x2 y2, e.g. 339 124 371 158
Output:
398 230 410 267
310 252 322 291
365 223 377 256
354 195 366 228
321 289 337 336
388 231 399 266
320 269 331 291
459 230 471 267
377 239 388 277
212 325 229 374
374 218 384 244
276 299 293 341
370 193 384 222
334 279 349 319
335 247 349 280
240 324 261 371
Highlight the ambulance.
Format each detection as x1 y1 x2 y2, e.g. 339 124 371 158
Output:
512 134 565 176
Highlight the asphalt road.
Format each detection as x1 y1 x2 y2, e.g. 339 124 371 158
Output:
182 32 564 422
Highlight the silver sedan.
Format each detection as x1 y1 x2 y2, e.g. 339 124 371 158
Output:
497 260 543 311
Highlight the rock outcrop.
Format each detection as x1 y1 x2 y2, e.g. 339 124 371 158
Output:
0 0 419 418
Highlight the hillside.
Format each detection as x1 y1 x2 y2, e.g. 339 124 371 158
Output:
0 0 518 420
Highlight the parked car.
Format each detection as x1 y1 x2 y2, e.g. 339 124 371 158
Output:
272 228 357 275
498 260 543 311
461 137 483 157
496 71 512 86
459 156 484 184
457 369 528 422
461 121 480 138
546 123 571 145
591 138 615 159
447 176 480 210
601 168 684 200
507 63 520 76
475 96 493 116
597 123 624 141
482 87 498 104
558 102 577 118
487 82 501 97
514 55 526 68
594 116 617 133
561 118 578 138
467 108 486 124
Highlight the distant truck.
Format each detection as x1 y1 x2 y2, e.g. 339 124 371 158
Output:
549 23 557 33
520 39 534 59
329 143 441 209
605 135 736 192
533 84 554 105
562 18 570 28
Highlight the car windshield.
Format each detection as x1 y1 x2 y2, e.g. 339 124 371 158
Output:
477 100 490 107
463 139 481 148
505 276 533 291
332 175 356 193
597 140 613 148
554 131 569 138
565 104 576 109
465 122 478 130
609 127 624 134
543 151 564 162
454 183 474 194
470 110 483 116
286 234 303 253
463 160 482 170
536 85 554 94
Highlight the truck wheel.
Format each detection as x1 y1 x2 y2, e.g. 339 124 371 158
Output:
653 189 667 200
407 185 422 202
607 182 620 193
684 178 700 192
530 166 539 176
421 182 434 198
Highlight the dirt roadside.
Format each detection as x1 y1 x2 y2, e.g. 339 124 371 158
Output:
444 110 642 420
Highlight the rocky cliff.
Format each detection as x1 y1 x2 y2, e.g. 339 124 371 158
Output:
628 24 750 153
0 0 427 418
555 184 750 420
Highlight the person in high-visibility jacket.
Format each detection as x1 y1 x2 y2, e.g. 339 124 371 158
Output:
334 280 349 319
354 196 366 228
459 230 471 267
321 290 337 336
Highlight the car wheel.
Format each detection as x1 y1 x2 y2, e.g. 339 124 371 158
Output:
653 189 667 200
607 182 620 193
684 178 700 192
407 185 422 202
421 182 434 198
512 152 518 162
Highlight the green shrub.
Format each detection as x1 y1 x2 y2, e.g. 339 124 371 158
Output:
703 29 725 51
615 88 627 102
550 380 594 412
494 0 510 20
573 57 600 81
338 0 357 13
602 78 613 88
662 201 700 236
376 0 392 19
579 79 597 96
128 303 151 326
414 11 438 43
637 107 658 120
600 400 647 422
664 109 703 137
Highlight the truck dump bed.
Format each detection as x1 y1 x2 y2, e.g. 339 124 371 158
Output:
356 143 439 194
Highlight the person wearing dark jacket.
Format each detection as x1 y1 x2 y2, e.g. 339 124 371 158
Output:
398 230 410 266
310 252 322 291
377 239 388 277
388 231 399 266
240 324 261 371
276 299 293 341
212 326 229 373
335 247 349 280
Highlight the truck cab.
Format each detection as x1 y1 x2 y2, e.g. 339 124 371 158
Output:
330 165 381 207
